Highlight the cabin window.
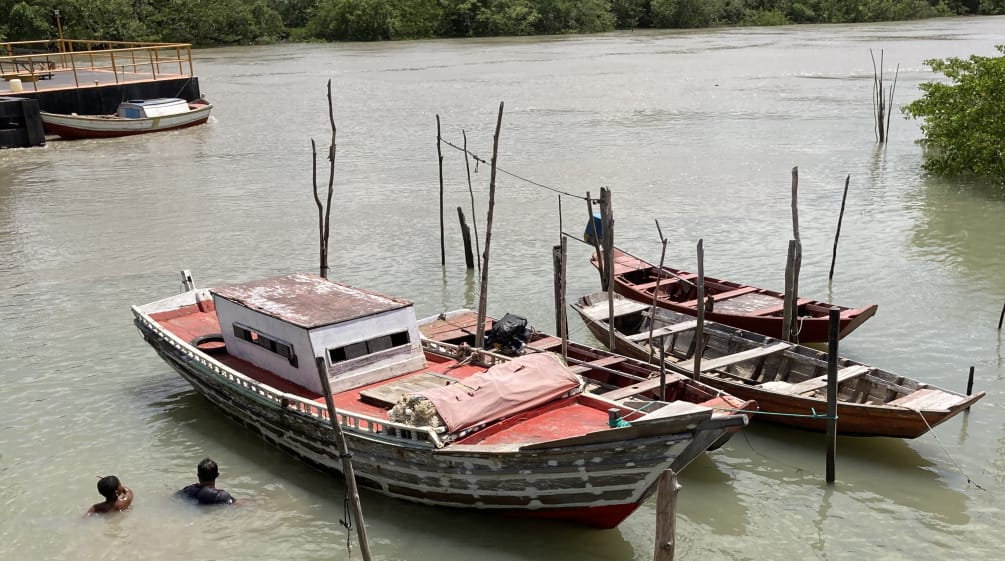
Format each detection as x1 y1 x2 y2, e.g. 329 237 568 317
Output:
232 323 298 367
328 330 412 364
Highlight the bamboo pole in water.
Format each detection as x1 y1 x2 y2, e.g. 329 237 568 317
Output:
436 114 445 267
475 102 504 349
462 130 481 273
647 220 668 365
829 174 851 282
315 358 371 561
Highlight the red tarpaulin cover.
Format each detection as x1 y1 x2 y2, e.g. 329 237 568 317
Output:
419 353 583 433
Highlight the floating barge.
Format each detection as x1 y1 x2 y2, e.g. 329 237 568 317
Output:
1 39 204 147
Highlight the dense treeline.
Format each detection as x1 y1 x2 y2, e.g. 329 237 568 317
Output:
1 0 1003 45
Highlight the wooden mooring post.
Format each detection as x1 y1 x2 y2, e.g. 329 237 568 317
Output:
782 166 802 342
599 187 615 351
552 236 569 361
312 79 337 279
826 308 839 484
829 174 851 282
316 358 372 561
693 239 705 380
653 469 680 561
457 207 474 269
474 102 504 349
436 114 445 266
462 129 481 273
998 301 1005 330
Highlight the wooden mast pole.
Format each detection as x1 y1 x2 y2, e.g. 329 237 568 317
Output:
475 102 504 349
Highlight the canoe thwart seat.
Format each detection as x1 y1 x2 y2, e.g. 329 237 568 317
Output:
677 341 791 373
600 374 689 401
679 286 759 308
626 320 699 342
781 365 871 395
633 273 698 291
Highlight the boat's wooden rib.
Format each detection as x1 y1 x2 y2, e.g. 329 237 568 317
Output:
572 290 984 439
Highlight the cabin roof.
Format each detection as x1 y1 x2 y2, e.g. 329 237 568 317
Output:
210 273 412 329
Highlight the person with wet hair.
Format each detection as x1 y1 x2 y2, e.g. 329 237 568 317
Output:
86 475 133 515
176 458 235 505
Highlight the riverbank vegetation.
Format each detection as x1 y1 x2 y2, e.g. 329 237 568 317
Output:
903 45 1005 181
1 0 1003 45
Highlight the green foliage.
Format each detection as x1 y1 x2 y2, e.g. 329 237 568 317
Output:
5 2 55 41
902 45 1005 180
651 0 714 28
474 0 540 36
0 0 1002 45
535 0 615 34
309 0 441 40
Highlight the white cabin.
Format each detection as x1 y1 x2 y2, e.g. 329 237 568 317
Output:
117 98 190 119
210 273 426 394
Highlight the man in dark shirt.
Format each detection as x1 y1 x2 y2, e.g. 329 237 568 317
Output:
176 458 235 505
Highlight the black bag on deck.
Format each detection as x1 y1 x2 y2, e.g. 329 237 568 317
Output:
484 313 532 356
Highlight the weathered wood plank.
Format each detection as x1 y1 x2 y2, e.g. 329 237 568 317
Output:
677 342 791 373
679 286 758 308
783 364 871 395
887 388 963 411
570 355 627 374
601 374 689 401
626 320 699 342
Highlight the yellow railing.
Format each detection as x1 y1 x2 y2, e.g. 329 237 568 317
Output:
1 39 195 92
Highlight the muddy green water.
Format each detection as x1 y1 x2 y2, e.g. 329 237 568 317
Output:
2 16 1004 561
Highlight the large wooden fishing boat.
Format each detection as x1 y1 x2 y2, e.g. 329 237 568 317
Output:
41 97 211 139
133 271 751 529
572 291 982 438
595 249 878 343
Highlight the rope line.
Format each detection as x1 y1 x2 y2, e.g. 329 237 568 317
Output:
909 408 985 491
439 137 588 201
711 406 837 420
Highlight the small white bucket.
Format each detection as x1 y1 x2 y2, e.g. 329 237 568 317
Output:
9 78 24 93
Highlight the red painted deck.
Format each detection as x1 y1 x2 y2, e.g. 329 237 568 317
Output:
150 305 612 445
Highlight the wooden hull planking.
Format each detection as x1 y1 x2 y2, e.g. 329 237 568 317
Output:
597 249 878 343
573 292 982 439
133 294 745 529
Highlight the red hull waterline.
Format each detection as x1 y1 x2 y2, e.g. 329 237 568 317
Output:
506 501 641 529
44 116 210 140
